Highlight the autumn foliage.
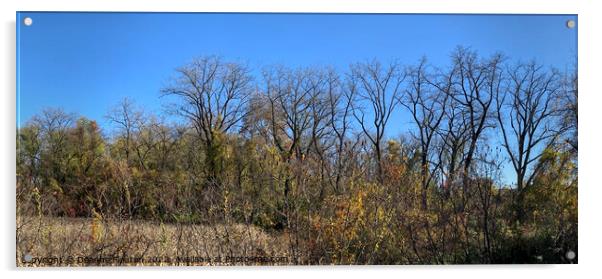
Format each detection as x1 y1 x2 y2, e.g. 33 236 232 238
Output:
17 48 577 265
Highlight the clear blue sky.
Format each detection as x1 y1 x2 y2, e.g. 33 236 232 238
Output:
17 12 576 137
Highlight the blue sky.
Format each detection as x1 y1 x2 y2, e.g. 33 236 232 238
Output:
16 13 577 185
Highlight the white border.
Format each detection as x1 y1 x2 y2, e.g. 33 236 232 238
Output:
1 1 600 278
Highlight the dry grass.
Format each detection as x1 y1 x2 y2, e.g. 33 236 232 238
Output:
16 216 291 266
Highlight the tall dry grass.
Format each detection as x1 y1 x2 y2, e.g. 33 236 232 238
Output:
17 216 291 266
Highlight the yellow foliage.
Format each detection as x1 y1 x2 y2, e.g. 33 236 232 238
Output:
90 208 103 243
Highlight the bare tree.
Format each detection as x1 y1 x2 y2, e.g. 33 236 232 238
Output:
496 62 562 221
262 66 322 243
402 58 448 209
33 108 76 150
161 56 253 183
350 60 406 182
307 69 338 201
262 66 335 163
106 98 145 163
105 99 145 217
559 70 578 153
327 69 356 194
432 65 469 195
32 108 76 188
449 48 503 194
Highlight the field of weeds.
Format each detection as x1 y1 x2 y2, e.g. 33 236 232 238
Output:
16 216 291 266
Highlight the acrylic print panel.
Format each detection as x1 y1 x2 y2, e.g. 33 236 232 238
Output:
16 12 578 266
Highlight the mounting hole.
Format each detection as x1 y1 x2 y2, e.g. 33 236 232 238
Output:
23 254 33 262
23 17 33 26
566 250 576 260
566 20 575 29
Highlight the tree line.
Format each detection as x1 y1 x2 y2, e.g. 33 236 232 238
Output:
17 47 577 264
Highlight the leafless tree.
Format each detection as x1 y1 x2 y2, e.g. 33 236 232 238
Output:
432 65 469 195
262 66 335 163
106 98 145 163
31 108 76 188
33 108 76 149
161 56 253 183
449 48 503 194
262 66 324 242
326 69 357 194
496 62 562 221
350 60 406 182
559 70 578 153
306 69 338 201
402 58 449 209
